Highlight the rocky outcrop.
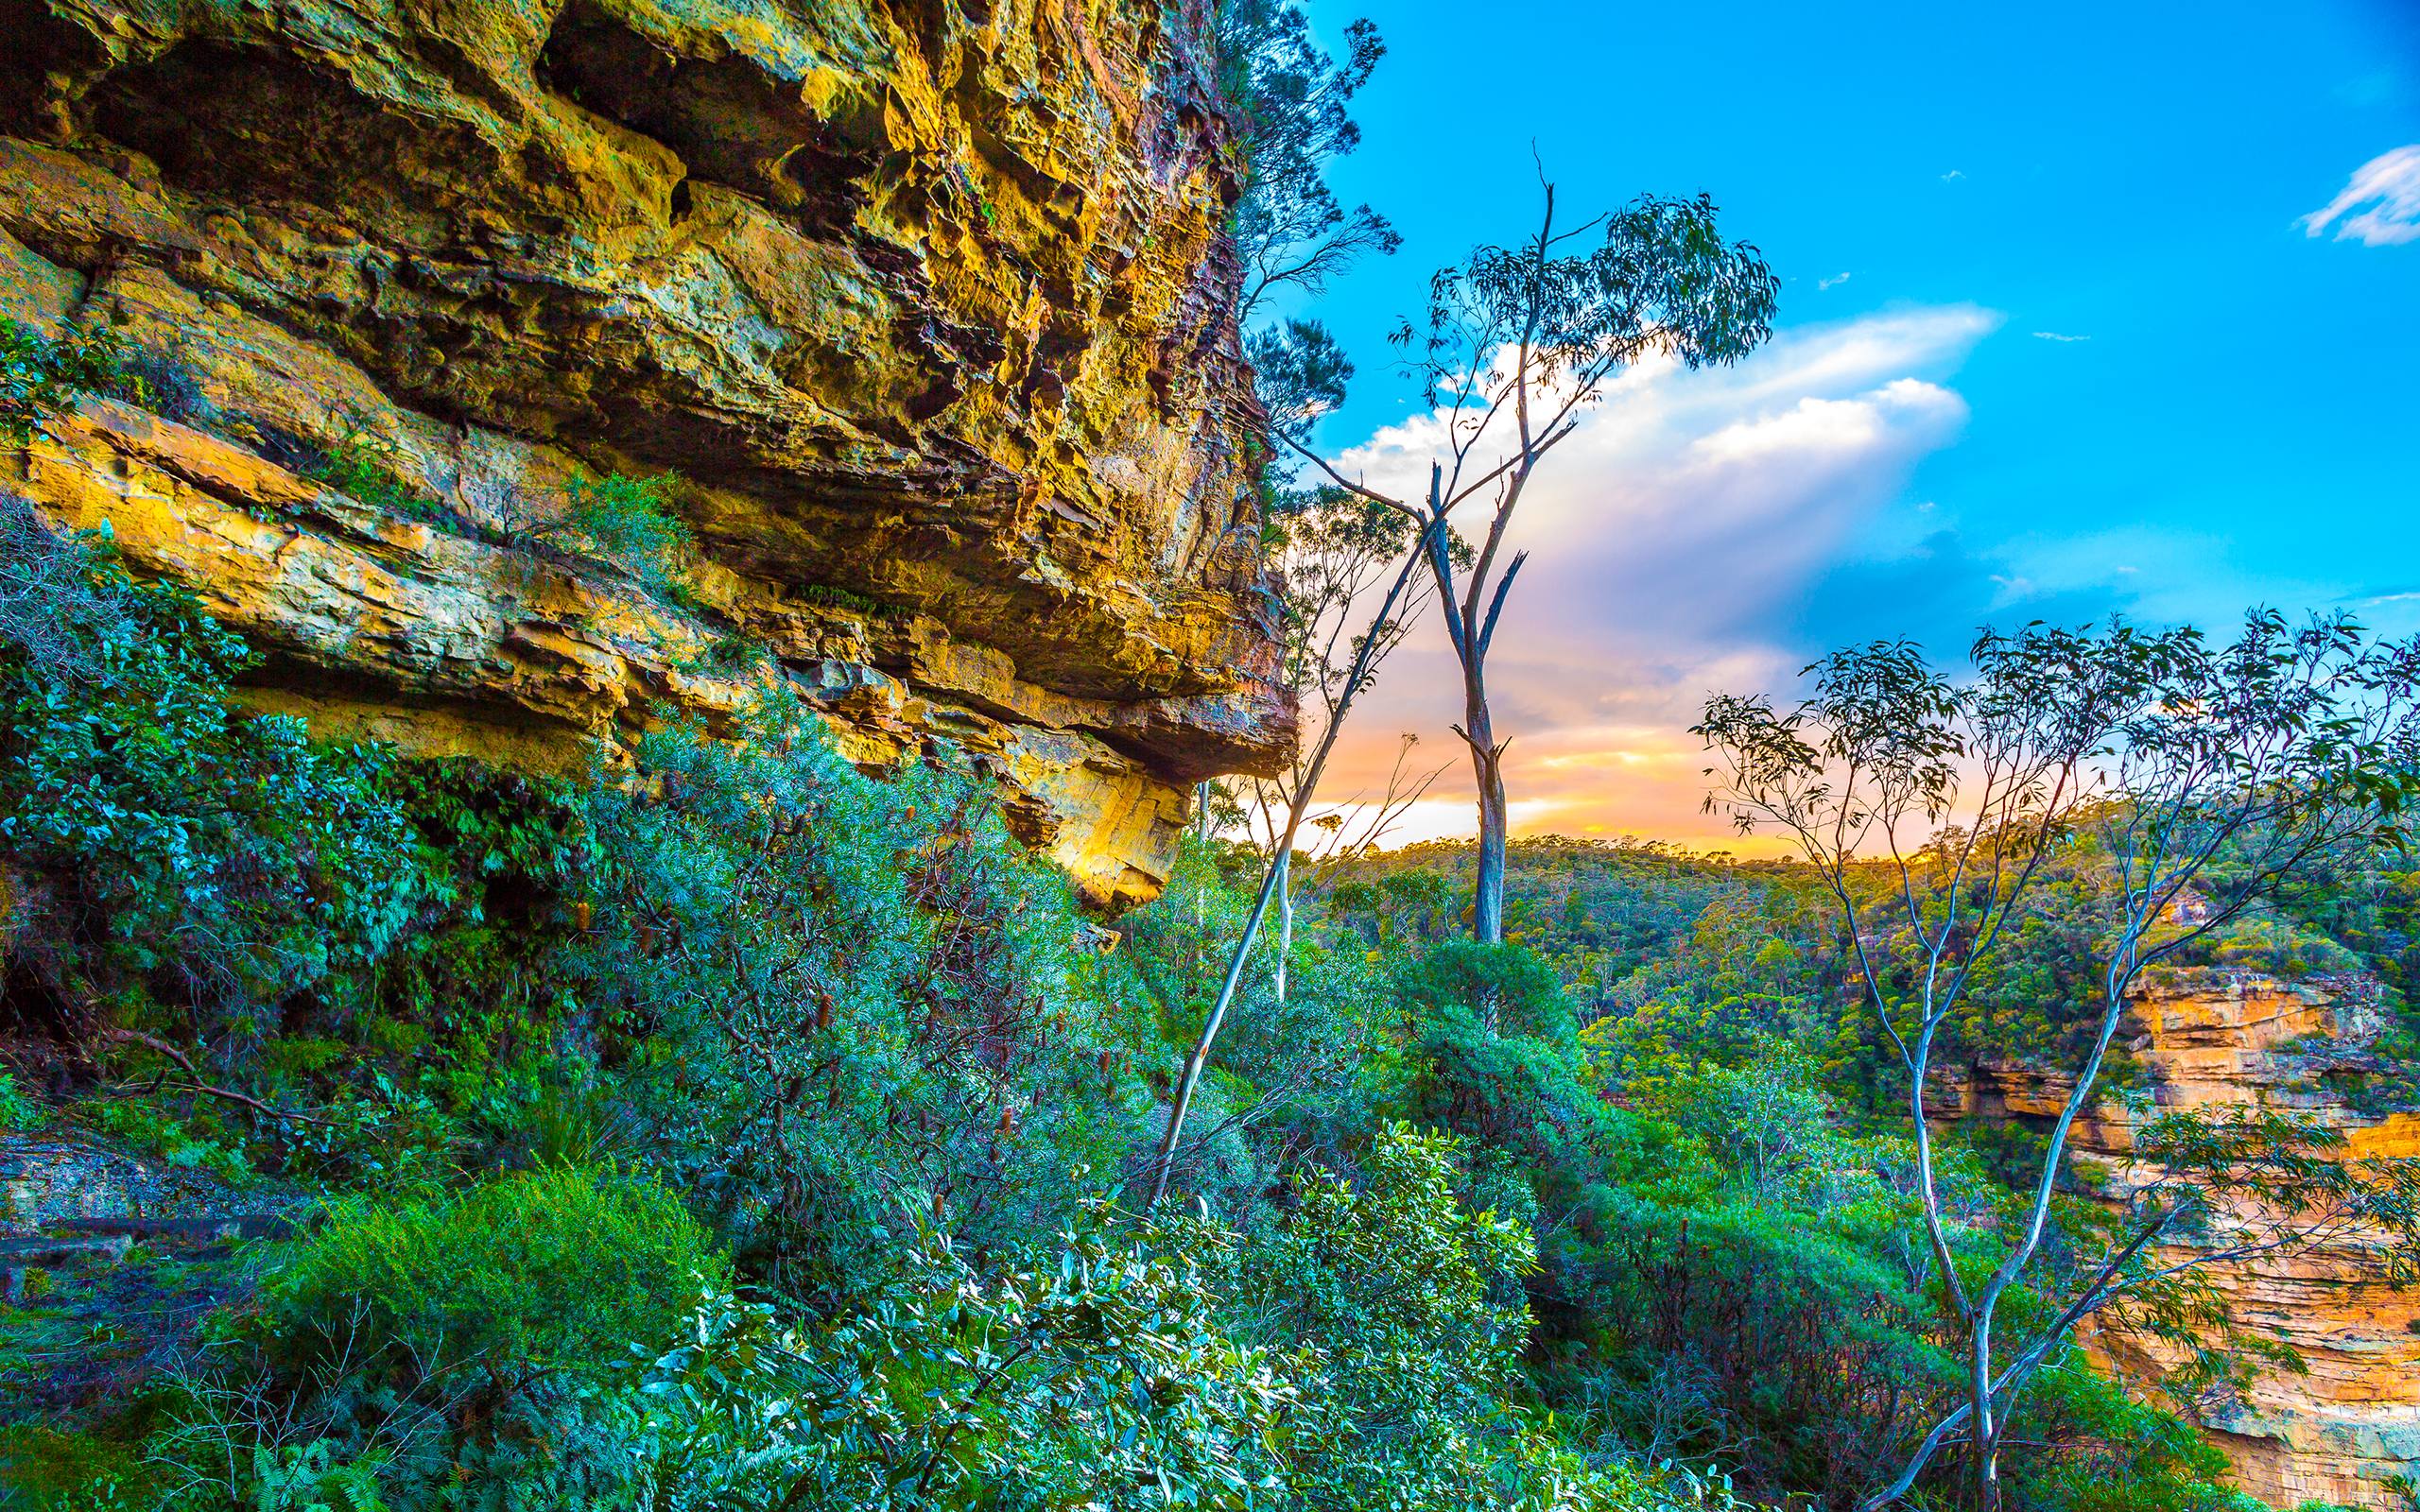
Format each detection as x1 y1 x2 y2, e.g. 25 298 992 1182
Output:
0 0 1291 907
1930 976 2420 1508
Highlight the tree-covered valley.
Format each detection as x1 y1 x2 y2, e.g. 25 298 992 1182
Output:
4 0 2416 1507
5 508 2417 1507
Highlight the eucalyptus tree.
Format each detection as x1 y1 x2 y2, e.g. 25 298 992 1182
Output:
1245 484 1451 1003
1212 0 1399 323
1696 613 2420 1510
1275 185 1777 960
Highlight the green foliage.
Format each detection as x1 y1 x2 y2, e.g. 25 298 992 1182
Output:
240 1440 390 1512
0 1067 45 1129
0 1423 153 1510
1395 938 1573 1038
12 465 2399 1512
794 582 911 622
0 504 420 1031
549 472 692 591
603 1126 1735 1512
615 1199 1290 1510
1222 1123 1552 1507
1 315 148 443
303 422 448 524
579 693 1150 1293
1556 1190 1944 1502
1210 0 1398 318
131 1167 727 1509
256 1164 720 1394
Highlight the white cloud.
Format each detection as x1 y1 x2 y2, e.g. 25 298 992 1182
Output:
1314 305 2001 845
2031 331 2090 342
1940 169 1965 181
1818 271 1852 290
2300 145 2420 247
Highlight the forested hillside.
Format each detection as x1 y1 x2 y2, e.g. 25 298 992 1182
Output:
5 0 2417 1504
6 509 2420 1507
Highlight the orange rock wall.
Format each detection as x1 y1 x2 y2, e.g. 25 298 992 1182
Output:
0 0 1293 907
1935 977 2420 1508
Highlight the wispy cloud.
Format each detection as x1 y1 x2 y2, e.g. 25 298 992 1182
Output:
2300 145 2420 247
1818 271 1853 290
1940 169 1965 181
2031 331 2090 342
1315 306 2011 845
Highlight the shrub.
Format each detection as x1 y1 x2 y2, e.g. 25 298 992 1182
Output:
794 583 908 622
0 506 420 1033
579 693 1150 1295
256 1163 721 1398
1393 938 1574 1039
1220 1124 1567 1508
1 316 148 443
551 472 691 591
0 1068 44 1130
619 1202 1289 1511
302 421 447 524
135 1168 715 1509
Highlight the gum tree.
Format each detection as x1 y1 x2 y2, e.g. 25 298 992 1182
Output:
1211 0 1399 323
1696 613 2420 1510
1277 183 1776 966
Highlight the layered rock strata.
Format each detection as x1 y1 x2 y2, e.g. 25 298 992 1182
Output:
1931 975 2420 1508
0 0 1292 906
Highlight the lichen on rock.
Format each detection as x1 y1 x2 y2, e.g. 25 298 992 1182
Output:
0 0 1293 908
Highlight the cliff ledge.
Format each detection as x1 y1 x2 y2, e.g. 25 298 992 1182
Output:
0 0 1292 907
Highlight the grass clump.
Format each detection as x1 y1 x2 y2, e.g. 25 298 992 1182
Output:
303 420 450 525
795 582 911 623
256 1163 720 1393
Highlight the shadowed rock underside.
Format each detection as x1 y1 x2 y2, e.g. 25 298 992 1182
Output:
0 0 1295 908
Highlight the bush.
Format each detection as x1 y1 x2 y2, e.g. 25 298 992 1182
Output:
1220 1124 1570 1509
618 1202 1290 1511
303 421 448 524
256 1163 721 1397
550 472 691 591
612 1127 1721 1512
124 1168 718 1510
1394 938 1574 1039
579 693 1151 1294
1 316 148 443
0 504 420 1034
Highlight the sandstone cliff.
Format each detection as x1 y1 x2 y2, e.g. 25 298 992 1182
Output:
0 0 1292 907
1931 975 2420 1509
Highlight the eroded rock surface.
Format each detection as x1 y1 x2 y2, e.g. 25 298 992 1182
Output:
0 0 1290 906
1931 975 2420 1508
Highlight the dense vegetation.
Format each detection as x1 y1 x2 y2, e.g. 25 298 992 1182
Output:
6 485 2411 1507
0 500 1765 1510
6 10 2418 1512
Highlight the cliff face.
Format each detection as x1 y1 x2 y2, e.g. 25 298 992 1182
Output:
0 0 1292 907
1930 977 2420 1509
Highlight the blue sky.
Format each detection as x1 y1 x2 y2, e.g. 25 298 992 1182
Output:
1276 0 2420 845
